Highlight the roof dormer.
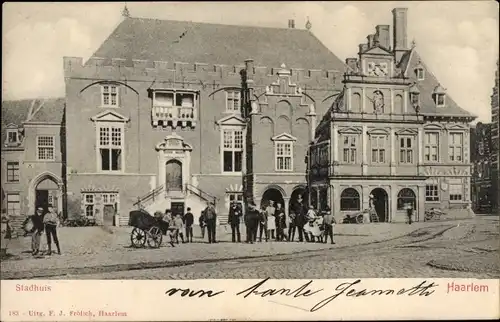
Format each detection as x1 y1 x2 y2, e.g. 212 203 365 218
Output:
432 84 446 107
414 60 425 80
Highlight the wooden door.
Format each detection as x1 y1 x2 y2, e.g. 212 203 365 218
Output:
165 160 183 191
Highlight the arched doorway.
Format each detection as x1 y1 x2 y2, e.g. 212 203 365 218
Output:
165 159 182 191
290 186 308 215
35 177 60 213
261 187 285 211
370 188 388 222
397 188 416 211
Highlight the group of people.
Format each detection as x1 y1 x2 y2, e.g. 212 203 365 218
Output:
229 195 336 245
24 204 61 256
155 207 195 246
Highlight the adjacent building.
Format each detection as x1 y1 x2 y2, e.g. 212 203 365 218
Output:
308 8 476 223
471 122 495 213
1 99 65 230
62 13 345 225
491 60 499 213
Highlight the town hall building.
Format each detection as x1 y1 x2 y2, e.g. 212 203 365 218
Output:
308 8 476 223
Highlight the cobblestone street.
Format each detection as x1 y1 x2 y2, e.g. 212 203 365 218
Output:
45 216 498 279
2 215 496 279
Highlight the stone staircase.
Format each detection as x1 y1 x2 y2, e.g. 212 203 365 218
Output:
131 183 220 226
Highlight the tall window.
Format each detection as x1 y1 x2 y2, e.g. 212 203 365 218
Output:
7 193 20 216
449 133 463 162
399 137 413 164
226 91 241 113
371 135 386 163
84 194 95 217
6 162 19 182
98 125 123 171
425 184 439 201
424 132 439 162
222 129 243 173
275 142 293 171
342 135 357 164
340 188 360 211
36 136 55 161
397 188 416 210
102 85 118 107
449 179 463 201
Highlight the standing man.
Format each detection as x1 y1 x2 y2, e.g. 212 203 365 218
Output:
275 202 286 241
28 207 45 255
228 202 242 242
258 203 268 242
293 195 308 242
322 206 335 244
43 204 60 255
288 208 296 241
245 202 260 244
205 203 217 243
184 207 194 243
406 203 413 225
199 209 207 239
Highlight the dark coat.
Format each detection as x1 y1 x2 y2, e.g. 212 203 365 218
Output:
184 212 194 227
291 202 307 226
275 208 286 228
228 205 242 225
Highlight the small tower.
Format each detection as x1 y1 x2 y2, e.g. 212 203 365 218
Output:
122 4 130 18
305 17 312 30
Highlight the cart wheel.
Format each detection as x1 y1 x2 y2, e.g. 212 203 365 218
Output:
131 228 147 248
356 214 364 224
147 226 163 248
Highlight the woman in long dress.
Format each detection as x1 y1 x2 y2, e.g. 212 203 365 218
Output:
266 200 276 240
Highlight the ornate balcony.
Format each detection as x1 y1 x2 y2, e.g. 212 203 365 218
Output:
150 89 199 129
152 105 197 129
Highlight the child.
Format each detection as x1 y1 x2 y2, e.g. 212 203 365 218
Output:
173 213 185 244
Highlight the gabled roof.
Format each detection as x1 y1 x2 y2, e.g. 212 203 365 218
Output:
405 51 474 118
90 17 346 71
27 98 65 123
1 98 64 148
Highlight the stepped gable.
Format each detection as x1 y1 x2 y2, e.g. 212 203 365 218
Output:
402 50 474 118
90 17 346 71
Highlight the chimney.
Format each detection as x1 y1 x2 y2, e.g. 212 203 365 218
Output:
359 43 368 53
288 19 295 29
392 8 408 60
367 34 375 48
376 25 391 50
345 58 358 73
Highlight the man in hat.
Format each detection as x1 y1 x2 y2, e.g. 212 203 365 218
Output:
245 202 260 244
204 202 217 243
228 201 242 242
43 204 61 255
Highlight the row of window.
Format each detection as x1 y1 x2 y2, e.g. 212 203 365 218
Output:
102 85 241 113
339 183 464 212
338 132 464 164
83 193 118 217
4 135 55 160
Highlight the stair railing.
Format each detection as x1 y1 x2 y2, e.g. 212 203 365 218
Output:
185 183 217 206
133 184 165 209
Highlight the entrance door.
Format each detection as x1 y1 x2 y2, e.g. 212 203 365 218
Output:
171 202 185 217
371 188 388 222
165 160 183 191
35 190 49 212
103 205 115 226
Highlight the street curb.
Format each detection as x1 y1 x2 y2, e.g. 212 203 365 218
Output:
2 224 455 279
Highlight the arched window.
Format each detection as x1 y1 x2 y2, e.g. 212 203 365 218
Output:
340 188 360 211
397 188 416 210
394 94 403 114
351 93 361 112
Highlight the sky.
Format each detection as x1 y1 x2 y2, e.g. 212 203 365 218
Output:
2 1 499 123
